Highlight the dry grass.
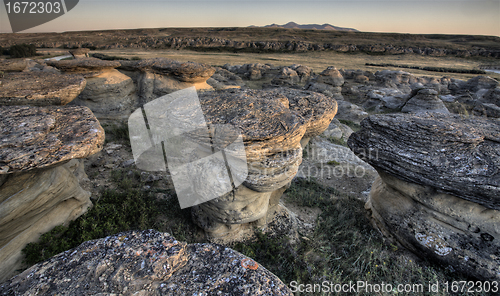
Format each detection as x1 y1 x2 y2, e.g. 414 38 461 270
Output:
86 48 500 81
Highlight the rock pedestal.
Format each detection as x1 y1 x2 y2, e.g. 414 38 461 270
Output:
0 106 104 282
0 230 293 295
190 88 336 243
348 113 500 280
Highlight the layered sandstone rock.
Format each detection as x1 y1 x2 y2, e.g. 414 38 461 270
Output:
348 113 500 280
0 105 104 282
0 72 86 106
0 230 293 295
186 88 336 242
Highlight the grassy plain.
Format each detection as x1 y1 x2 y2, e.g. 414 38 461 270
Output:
82 48 500 81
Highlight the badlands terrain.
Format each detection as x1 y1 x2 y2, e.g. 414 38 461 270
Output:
0 28 499 295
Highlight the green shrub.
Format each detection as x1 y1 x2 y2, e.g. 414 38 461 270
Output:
9 44 36 58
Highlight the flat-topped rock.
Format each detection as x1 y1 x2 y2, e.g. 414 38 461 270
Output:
0 72 86 106
348 113 500 210
0 230 293 295
266 88 338 140
119 58 215 82
0 59 27 72
0 105 105 174
46 57 120 77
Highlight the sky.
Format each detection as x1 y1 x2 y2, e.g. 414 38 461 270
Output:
0 0 499 36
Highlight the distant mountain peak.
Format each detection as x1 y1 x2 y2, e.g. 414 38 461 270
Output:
258 22 358 32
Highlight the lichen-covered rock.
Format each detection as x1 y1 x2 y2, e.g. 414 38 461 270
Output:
0 106 104 174
0 59 27 72
348 113 500 280
401 89 450 114
47 57 120 78
0 72 86 106
0 230 293 295
119 58 215 83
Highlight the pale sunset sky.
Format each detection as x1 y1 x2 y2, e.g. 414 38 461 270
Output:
0 0 499 36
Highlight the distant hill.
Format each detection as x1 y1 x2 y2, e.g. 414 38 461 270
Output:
251 22 358 32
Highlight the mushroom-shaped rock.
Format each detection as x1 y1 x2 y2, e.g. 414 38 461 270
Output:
0 58 27 72
0 230 293 295
0 72 86 106
0 105 104 282
401 88 450 114
348 113 500 280
46 57 120 78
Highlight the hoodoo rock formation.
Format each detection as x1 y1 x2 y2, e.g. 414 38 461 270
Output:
0 106 104 282
190 88 337 242
348 113 500 280
0 230 293 295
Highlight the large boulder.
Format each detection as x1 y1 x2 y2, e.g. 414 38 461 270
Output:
0 230 293 295
0 105 104 281
0 72 86 106
348 113 500 280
